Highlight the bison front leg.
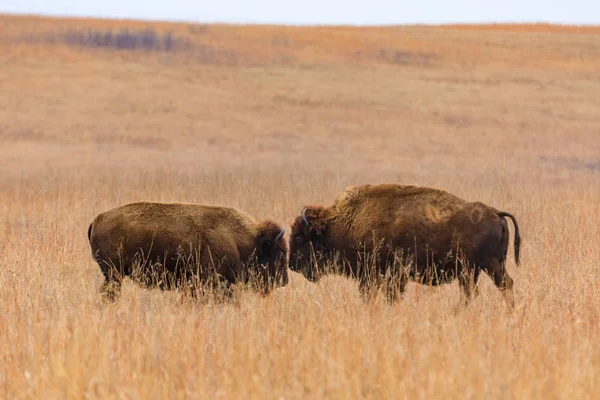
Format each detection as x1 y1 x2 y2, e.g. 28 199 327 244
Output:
457 267 480 307
358 275 379 303
485 258 515 308
359 273 406 304
382 266 408 305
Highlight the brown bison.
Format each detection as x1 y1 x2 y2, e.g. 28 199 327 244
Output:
88 201 289 301
288 184 520 307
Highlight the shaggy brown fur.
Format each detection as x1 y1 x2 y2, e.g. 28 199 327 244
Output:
289 184 521 307
88 201 289 301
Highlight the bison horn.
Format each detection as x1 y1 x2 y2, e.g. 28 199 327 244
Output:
275 224 286 242
301 208 309 228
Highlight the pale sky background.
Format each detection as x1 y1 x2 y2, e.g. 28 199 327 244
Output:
1 0 599 25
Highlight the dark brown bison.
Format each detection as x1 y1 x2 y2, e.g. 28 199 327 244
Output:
88 201 289 301
288 184 520 307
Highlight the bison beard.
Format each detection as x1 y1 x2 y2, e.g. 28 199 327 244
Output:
288 184 521 308
87 202 289 302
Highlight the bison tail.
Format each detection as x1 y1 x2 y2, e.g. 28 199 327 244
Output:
497 211 521 266
87 222 93 242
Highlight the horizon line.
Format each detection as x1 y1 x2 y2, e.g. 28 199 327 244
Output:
2 11 600 29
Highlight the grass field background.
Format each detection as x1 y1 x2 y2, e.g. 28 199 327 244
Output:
1 14 599 398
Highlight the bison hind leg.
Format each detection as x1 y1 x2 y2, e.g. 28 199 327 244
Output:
98 263 123 303
94 252 125 302
485 258 515 308
100 279 122 303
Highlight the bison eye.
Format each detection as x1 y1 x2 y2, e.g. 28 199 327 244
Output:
294 235 304 245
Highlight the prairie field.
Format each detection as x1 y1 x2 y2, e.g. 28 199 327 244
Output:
1 14 600 399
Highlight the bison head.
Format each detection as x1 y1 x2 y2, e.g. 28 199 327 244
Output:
254 221 289 294
288 206 332 282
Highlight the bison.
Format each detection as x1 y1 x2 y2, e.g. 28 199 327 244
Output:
288 184 521 307
88 201 289 301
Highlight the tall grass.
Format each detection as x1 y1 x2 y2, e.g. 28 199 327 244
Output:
0 163 599 398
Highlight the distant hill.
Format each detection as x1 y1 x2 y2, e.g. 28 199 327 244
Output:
2 14 599 70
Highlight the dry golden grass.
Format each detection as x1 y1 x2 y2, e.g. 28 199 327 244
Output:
1 13 600 399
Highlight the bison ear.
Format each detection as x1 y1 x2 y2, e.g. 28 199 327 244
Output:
260 239 275 257
258 223 285 256
309 227 324 240
301 207 327 239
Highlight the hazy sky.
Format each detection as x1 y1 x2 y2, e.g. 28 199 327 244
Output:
2 0 599 25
